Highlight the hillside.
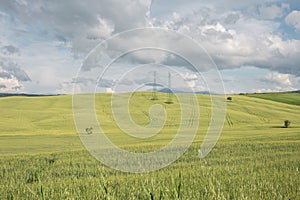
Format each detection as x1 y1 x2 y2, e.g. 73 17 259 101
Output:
1 93 299 136
0 92 299 199
0 92 299 154
246 92 300 106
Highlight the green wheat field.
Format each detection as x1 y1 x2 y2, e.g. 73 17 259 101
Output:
0 92 299 199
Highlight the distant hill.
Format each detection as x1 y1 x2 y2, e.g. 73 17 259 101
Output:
157 88 210 94
0 93 61 98
246 91 300 106
0 92 299 138
288 90 300 93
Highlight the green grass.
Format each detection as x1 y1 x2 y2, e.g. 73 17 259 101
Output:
0 92 299 199
246 92 300 106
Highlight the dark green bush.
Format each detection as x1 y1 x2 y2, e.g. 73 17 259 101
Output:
284 120 291 128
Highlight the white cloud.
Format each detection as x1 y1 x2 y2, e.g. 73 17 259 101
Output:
0 44 31 93
252 85 297 93
285 10 300 33
1 45 20 55
183 72 197 81
182 72 198 88
106 88 115 93
0 62 31 82
252 88 276 93
258 3 290 19
256 72 298 92
0 0 151 55
149 8 300 76
0 77 24 93
261 72 292 86
0 0 299 94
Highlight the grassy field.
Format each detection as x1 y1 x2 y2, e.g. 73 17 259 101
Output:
247 92 300 106
0 92 299 199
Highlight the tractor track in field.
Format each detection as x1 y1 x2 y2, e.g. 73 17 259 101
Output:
240 102 269 123
226 113 233 127
187 96 197 128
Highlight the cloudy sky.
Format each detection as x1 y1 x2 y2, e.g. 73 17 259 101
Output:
0 0 299 94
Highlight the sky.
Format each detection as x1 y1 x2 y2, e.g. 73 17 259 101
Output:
0 0 299 94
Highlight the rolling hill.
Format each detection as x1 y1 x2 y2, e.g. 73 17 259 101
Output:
246 92 300 106
0 92 299 154
0 92 299 199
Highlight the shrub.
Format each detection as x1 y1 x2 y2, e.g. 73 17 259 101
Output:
284 120 291 128
85 127 93 134
227 97 232 101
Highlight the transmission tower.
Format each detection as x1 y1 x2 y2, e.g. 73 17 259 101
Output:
151 71 158 100
165 72 173 104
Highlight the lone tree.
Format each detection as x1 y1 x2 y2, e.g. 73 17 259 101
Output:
85 127 93 134
284 120 291 128
227 97 232 101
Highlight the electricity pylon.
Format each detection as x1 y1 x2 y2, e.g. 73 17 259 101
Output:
165 72 173 104
151 71 158 100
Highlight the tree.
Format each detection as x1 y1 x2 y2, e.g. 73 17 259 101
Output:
284 120 291 128
85 127 93 134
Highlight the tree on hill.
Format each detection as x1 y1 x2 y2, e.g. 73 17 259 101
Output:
85 127 93 134
284 120 291 128
227 97 232 101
